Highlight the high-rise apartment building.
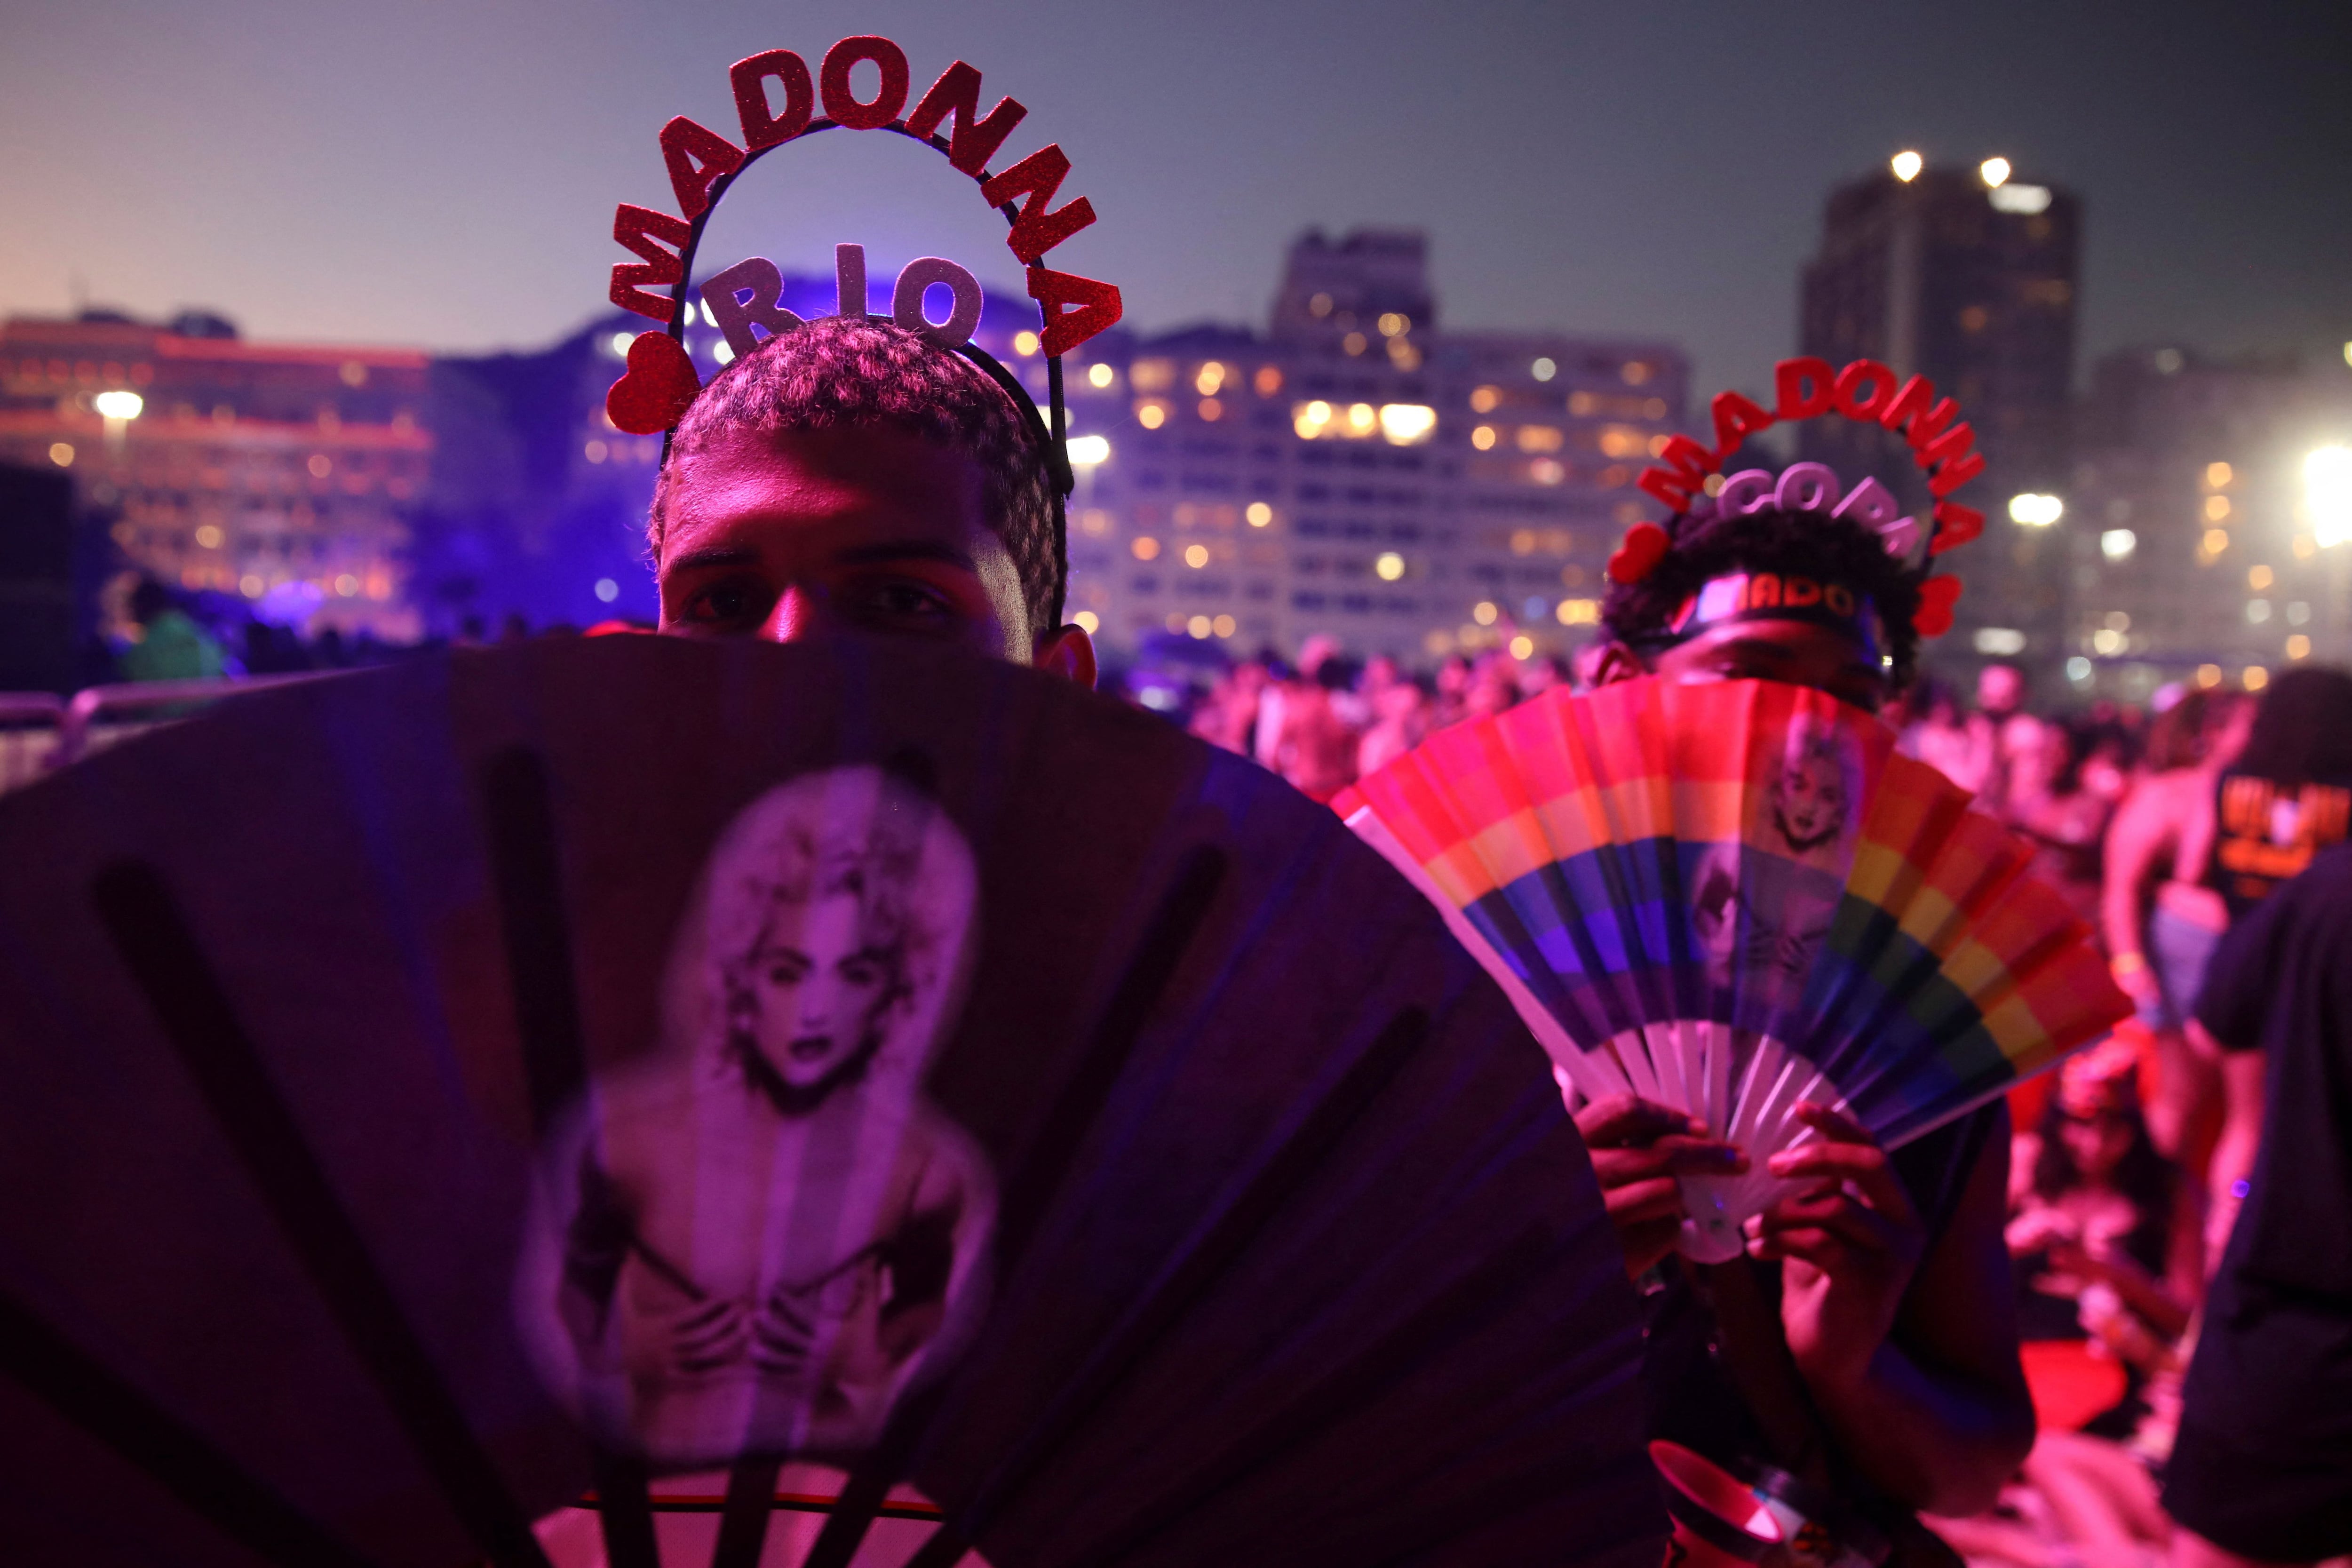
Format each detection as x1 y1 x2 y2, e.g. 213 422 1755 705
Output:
1798 160 2081 672
0 312 431 641
1072 229 1686 664
2064 345 2352 701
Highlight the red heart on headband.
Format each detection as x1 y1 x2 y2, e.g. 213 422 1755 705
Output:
1606 522 1671 585
1913 574 1963 637
605 331 701 435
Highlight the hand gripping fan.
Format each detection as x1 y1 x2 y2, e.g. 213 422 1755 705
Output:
0 636 1662 1568
1335 675 2130 1264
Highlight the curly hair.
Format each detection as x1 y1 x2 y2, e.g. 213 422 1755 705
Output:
651 316 1061 634
1598 500 1931 691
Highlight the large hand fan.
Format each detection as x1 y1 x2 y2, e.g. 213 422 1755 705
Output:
0 636 1661 1568
1335 675 2130 1263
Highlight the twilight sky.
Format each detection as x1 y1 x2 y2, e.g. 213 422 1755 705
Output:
3 0 2347 400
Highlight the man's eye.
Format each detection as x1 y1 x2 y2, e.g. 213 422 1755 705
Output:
854 581 952 622
683 578 773 627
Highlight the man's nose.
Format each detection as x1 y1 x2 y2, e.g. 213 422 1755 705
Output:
760 583 838 643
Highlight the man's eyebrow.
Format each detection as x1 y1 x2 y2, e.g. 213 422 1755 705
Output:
661 539 980 574
665 544 761 572
832 540 978 571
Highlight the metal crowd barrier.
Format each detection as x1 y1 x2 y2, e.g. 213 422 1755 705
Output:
0 672 338 796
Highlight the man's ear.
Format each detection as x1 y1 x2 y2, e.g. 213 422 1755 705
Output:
1589 640 1648 687
1033 623 1097 689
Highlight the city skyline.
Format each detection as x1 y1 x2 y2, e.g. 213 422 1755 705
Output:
3 0 2349 406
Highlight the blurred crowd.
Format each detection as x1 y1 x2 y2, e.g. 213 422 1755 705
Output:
94 577 633 686
1182 633 2352 1568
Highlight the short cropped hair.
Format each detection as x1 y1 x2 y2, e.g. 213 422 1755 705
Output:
651 316 1060 635
1599 500 1927 691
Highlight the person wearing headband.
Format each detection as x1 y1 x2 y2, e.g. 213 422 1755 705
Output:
1575 479 2034 1537
650 314 1097 687
1587 488 1924 713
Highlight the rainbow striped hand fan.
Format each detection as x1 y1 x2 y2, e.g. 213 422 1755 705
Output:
1335 676 2130 1263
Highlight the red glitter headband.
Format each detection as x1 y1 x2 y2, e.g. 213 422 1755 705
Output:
1605 357 1981 639
600 34 1124 436
1635 357 1986 553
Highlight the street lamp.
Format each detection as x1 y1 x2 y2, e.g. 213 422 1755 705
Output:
1891 150 1923 183
93 390 143 420
2007 493 2063 527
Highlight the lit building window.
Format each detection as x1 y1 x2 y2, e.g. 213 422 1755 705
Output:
2195 664 2223 687
1131 536 1160 561
1378 404 1436 445
1212 614 1236 638
1246 502 1274 528
2202 527 2230 557
1130 359 1174 391
2100 529 2136 561
1377 313 1410 337
1136 400 1168 430
1194 362 1225 396
1087 362 1115 389
1470 386 1502 413
1509 635 1535 659
1471 425 1497 451
1184 544 1210 569
47 442 72 467
1472 601 1499 626
1198 398 1223 422
1342 332 1367 357
1073 609 1100 634
584 440 608 463
1531 357 1557 382
2205 495 2231 521
1187 614 1212 639
1530 459 1565 486
1012 331 1041 357
1556 599 1600 625
1374 552 1406 581
2249 564 2274 590
2247 599 2272 623
1253 365 1282 397
2206 462 2233 489
1517 426 1565 454
2288 634 2312 660
1621 362 1652 385
2244 666 2270 692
